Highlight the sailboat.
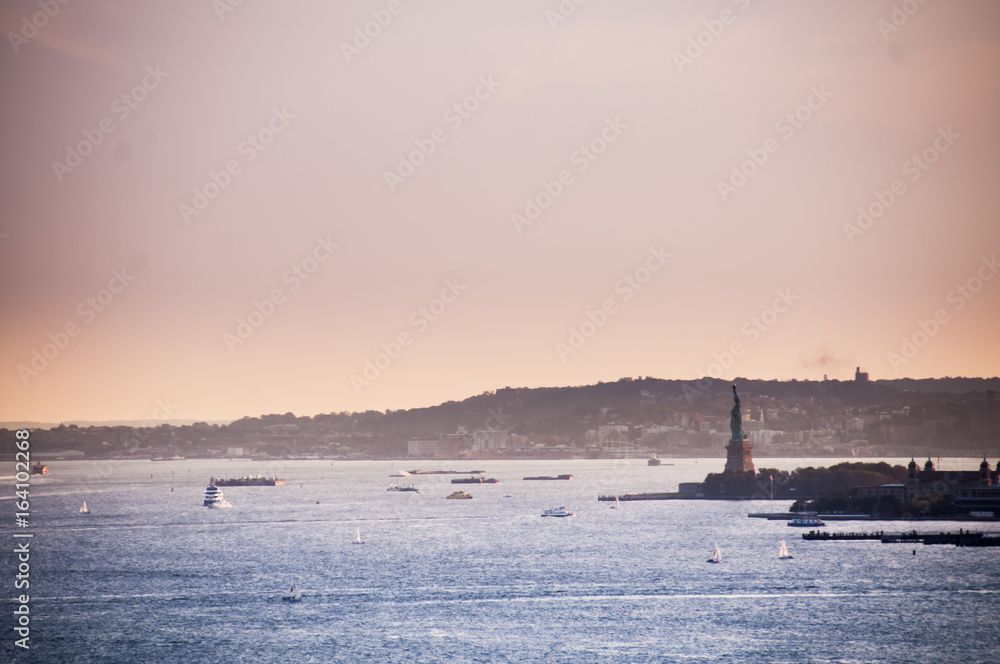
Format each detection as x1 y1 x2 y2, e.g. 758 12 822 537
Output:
281 583 302 602
611 496 620 510
707 542 722 563
353 526 365 545
779 540 793 560
79 501 90 514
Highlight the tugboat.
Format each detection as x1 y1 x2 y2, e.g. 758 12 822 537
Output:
203 483 233 508
30 463 48 475
541 506 574 517
647 455 662 467
446 491 473 499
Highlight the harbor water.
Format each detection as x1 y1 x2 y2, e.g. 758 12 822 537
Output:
7 458 999 663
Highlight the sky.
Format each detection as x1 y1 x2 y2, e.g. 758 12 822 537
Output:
2 0 999 424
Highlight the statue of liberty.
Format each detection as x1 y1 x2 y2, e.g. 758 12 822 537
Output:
730 384 746 441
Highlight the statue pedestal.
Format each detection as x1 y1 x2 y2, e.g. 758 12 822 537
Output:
724 437 755 474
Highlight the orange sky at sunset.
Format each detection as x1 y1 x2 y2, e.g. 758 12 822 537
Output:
2 1 999 423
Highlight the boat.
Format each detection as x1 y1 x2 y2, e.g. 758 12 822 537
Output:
389 470 411 478
648 455 662 466
451 477 499 484
446 491 473 499
282 583 302 601
30 463 48 475
210 475 285 486
788 517 825 527
523 474 573 480
541 506 574 517
779 540 793 559
610 496 620 510
79 501 90 514
203 484 233 508
353 526 365 544
387 484 419 492
708 542 722 563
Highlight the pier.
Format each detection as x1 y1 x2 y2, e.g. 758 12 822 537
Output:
801 529 1000 547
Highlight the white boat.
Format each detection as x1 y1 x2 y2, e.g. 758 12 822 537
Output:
788 516 824 527
353 526 365 545
610 496 620 510
79 501 90 514
541 506 574 517
779 540 793 559
282 583 302 601
389 470 411 477
203 484 233 509
707 542 722 563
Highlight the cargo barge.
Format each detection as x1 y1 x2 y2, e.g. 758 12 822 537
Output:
210 476 285 486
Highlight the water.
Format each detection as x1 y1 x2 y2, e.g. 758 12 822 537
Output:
7 459 999 663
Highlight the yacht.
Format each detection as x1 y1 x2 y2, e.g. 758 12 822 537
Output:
541 506 574 517
446 491 473 499
203 483 233 508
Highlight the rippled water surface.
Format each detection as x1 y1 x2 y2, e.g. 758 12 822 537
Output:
9 459 1000 663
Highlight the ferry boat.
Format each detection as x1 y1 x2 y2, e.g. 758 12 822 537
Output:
788 516 825 527
446 491 473 499
541 506 574 517
387 484 419 492
203 484 233 508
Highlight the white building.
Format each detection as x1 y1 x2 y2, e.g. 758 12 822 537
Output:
472 429 509 452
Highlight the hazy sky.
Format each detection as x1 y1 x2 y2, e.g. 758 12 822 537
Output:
2 0 999 423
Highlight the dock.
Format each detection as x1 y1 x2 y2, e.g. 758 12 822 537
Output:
801 529 1000 547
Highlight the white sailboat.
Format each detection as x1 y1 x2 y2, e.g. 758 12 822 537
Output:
79 501 90 514
779 540 793 559
353 526 365 545
707 542 722 563
281 583 302 601
611 496 620 510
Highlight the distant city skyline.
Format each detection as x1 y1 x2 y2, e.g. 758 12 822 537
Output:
2 1 999 423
